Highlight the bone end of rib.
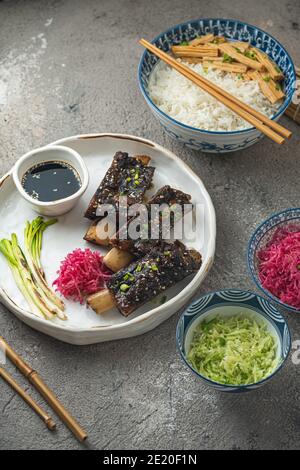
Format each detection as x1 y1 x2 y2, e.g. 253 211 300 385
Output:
104 248 134 272
134 154 151 165
87 289 115 315
84 221 113 247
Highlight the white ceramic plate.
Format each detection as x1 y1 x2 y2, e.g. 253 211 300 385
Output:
0 134 216 344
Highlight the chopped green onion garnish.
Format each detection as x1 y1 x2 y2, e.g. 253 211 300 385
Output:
222 53 234 63
135 264 142 272
120 283 130 292
123 272 135 282
244 50 257 60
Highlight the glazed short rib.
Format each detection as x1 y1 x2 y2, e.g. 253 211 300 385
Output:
111 185 192 254
85 184 192 250
105 241 201 316
84 151 155 220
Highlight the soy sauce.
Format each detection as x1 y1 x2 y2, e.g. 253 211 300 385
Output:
22 161 82 202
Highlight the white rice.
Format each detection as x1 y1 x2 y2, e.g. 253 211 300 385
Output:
148 60 281 132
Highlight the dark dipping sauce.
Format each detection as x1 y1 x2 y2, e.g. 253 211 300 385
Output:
22 161 82 202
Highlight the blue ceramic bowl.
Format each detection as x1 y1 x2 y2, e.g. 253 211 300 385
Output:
248 208 300 313
176 289 291 392
138 18 296 153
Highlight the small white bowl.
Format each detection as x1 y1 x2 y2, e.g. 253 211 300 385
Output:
12 145 89 217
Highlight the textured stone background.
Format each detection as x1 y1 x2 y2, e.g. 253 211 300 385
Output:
0 0 299 450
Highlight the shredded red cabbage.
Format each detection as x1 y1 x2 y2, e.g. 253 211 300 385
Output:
258 226 300 309
53 248 111 304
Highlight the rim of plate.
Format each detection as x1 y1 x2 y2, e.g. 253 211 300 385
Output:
176 288 292 389
0 133 216 334
247 207 300 313
138 17 296 136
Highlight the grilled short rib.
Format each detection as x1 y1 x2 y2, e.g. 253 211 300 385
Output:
111 185 192 253
84 184 192 248
84 151 155 220
106 241 202 316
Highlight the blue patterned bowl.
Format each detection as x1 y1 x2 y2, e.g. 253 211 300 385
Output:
138 18 296 153
248 208 300 313
176 289 291 392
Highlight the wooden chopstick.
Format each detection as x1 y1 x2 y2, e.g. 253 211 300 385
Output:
140 39 292 144
0 366 56 431
0 336 88 442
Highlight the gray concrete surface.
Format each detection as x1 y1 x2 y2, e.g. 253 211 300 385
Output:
0 0 299 451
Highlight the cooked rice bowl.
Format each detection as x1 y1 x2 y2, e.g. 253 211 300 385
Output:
148 60 281 132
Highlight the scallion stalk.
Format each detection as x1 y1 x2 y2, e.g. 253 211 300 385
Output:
0 217 67 321
24 217 65 314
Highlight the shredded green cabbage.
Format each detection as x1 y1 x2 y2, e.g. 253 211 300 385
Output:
187 314 279 385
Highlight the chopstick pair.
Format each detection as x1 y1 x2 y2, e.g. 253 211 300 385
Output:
0 336 87 442
0 366 56 431
139 39 292 145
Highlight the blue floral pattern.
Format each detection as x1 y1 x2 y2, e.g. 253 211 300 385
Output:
138 18 296 153
248 208 300 312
